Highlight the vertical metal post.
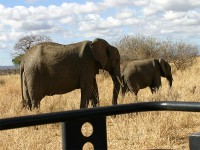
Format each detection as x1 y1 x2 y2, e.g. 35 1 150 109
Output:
62 116 107 150
189 132 200 150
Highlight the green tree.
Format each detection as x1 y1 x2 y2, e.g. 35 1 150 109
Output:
12 35 52 65
12 54 23 65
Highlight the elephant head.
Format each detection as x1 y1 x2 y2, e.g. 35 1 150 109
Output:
91 38 123 104
159 58 173 87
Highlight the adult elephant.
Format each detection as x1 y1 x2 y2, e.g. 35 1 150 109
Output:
121 58 173 97
20 38 122 109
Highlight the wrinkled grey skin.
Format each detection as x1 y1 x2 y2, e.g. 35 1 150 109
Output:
121 58 173 97
20 38 122 109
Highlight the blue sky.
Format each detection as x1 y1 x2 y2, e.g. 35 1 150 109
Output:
0 0 200 66
1 0 75 7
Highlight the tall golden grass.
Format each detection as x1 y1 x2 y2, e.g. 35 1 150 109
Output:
0 57 200 150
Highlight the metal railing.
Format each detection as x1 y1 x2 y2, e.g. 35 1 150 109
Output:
1 101 200 149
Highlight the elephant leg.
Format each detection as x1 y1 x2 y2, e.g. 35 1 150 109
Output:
22 85 32 109
134 90 138 96
121 82 128 98
80 88 92 108
22 76 32 109
32 86 44 109
150 87 156 93
90 78 99 107
132 89 139 102
151 76 161 94
31 98 41 109
80 78 94 108
28 80 43 109
29 92 42 109
127 80 139 96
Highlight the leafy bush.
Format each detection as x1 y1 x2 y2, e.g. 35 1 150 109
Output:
115 34 199 70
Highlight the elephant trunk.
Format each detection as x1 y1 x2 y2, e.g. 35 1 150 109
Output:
109 70 123 105
110 75 120 105
167 75 173 87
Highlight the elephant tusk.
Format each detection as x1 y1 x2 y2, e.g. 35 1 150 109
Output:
116 76 124 87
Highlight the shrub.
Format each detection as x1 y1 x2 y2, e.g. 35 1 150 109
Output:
115 34 199 70
168 41 198 70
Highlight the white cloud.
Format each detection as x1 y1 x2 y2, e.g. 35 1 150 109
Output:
164 10 200 26
100 0 131 8
142 0 200 15
142 1 162 15
0 1 199 39
160 29 174 34
156 0 191 11
0 0 200 65
115 8 134 19
61 2 101 14
79 14 101 31
164 11 186 20
101 17 121 28
82 27 123 39
0 34 8 42
79 13 138 32
60 17 75 24
132 0 149 6
18 21 53 31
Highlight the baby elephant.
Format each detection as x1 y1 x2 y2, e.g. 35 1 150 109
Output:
121 58 173 96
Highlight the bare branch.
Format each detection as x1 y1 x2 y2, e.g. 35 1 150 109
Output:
14 34 52 55
12 34 53 65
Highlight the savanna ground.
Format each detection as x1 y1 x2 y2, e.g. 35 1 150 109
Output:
0 57 200 150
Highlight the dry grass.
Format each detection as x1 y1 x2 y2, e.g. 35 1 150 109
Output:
1 57 200 150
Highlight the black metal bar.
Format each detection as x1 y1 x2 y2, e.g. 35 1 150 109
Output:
1 101 200 130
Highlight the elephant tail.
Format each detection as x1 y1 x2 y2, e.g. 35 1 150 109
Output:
20 63 32 110
20 63 25 108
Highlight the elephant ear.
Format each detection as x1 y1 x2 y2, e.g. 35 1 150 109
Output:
91 38 108 69
159 58 167 76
